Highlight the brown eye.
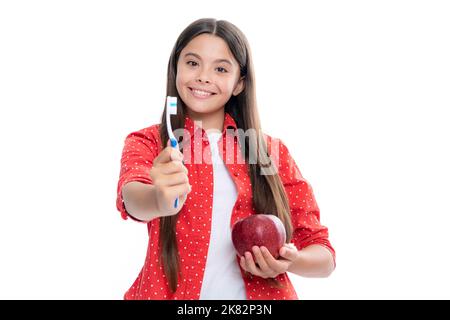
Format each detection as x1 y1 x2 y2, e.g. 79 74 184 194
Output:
216 67 228 73
187 61 198 66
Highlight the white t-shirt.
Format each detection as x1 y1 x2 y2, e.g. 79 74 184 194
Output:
199 131 247 300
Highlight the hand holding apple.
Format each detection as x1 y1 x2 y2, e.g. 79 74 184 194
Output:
239 243 299 279
231 214 299 279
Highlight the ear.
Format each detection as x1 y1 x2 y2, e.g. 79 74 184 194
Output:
232 76 245 96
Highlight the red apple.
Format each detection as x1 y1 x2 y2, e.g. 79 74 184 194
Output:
231 214 286 259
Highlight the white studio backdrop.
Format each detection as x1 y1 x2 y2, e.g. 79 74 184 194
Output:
0 0 449 299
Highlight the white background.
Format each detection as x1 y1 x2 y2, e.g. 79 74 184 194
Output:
1 0 449 299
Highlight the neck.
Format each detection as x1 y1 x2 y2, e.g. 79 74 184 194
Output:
187 107 225 132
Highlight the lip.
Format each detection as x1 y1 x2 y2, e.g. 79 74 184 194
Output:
188 87 217 99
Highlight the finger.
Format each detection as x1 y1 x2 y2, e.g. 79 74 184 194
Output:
158 160 188 175
165 183 191 200
284 243 298 250
239 256 247 271
278 245 299 262
166 139 183 161
252 246 270 273
160 172 189 187
154 141 183 165
179 190 189 205
261 246 284 273
154 146 174 164
244 251 263 278
169 148 183 162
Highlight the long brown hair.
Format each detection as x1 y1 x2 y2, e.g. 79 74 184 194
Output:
158 18 293 293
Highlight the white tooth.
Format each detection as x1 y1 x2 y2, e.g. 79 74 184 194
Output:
193 89 211 96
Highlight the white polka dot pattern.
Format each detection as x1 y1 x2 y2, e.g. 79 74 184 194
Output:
115 112 335 300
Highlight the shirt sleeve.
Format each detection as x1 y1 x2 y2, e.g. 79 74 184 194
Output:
116 129 159 222
275 138 336 268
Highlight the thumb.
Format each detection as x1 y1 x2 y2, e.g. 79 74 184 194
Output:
166 139 183 161
279 246 297 260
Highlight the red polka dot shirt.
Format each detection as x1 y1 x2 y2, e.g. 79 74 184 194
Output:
116 112 336 300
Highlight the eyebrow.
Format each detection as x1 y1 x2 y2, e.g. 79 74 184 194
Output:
184 52 233 66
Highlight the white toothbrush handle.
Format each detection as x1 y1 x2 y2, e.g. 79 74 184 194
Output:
170 138 179 208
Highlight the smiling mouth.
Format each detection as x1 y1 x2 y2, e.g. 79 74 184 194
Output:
188 87 217 99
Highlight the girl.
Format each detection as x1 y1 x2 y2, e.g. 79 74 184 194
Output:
116 18 335 300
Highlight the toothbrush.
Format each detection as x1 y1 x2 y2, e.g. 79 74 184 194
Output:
166 96 179 208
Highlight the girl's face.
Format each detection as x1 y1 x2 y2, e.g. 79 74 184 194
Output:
176 34 245 117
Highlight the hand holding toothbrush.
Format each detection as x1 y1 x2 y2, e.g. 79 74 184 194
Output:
149 139 191 216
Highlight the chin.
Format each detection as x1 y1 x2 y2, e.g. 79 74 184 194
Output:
186 104 222 116
184 96 223 114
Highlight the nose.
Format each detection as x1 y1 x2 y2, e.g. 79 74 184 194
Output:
196 70 210 84
197 78 210 84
